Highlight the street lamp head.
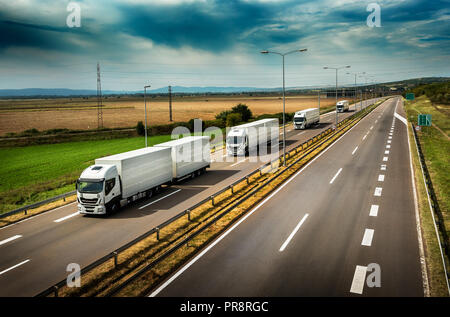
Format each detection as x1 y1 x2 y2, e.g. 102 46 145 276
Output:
298 48 307 52
144 85 151 88
260 50 269 54
345 65 351 68
323 66 329 69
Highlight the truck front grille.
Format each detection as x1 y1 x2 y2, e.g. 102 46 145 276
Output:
80 197 98 204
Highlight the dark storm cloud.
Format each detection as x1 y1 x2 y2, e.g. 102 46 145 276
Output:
117 0 306 51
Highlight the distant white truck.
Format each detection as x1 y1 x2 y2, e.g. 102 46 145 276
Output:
76 136 210 215
226 118 278 156
336 100 349 113
293 108 320 130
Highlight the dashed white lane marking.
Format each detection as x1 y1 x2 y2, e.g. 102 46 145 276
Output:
54 212 79 223
383 156 388 161
352 146 358 155
381 164 387 171
370 205 379 217
230 158 248 167
361 229 375 246
329 168 343 184
387 140 392 144
139 189 182 210
385 150 390 154
350 265 368 294
388 136 392 139
0 259 30 276
370 126 373 130
363 134 367 140
386 145 391 149
378 175 385 182
279 213 309 252
0 235 22 246
375 120 378 123
374 187 383 196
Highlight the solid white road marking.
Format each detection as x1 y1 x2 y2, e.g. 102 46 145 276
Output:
230 158 248 167
352 146 358 155
350 265 368 294
139 189 182 210
279 214 309 252
0 259 30 276
361 229 375 246
370 205 379 217
54 212 79 223
297 131 305 136
381 164 386 171
394 112 408 125
378 175 385 182
0 235 22 246
374 187 383 196
329 168 343 184
383 156 388 161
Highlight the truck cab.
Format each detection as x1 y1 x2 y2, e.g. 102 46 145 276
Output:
336 100 349 113
226 128 248 156
76 164 121 215
293 112 307 129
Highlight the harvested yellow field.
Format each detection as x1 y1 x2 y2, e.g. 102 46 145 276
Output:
0 94 345 135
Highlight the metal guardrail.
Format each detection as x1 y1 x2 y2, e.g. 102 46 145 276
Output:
0 190 76 220
36 98 384 297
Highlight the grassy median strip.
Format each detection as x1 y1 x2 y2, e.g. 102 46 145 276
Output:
43 101 380 297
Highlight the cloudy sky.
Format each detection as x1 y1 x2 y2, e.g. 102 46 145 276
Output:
0 0 449 90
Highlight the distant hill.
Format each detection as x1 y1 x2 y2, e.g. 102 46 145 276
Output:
0 77 448 97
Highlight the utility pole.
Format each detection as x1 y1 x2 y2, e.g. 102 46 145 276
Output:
97 62 103 129
318 90 321 114
168 85 173 122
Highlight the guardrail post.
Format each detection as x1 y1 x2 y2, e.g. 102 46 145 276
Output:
24 209 27 215
230 185 234 194
53 285 59 297
113 251 118 267
187 209 191 221
246 176 249 185
63 196 66 202
210 196 215 206
156 228 160 241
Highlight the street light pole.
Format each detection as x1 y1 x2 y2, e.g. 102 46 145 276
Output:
261 48 307 166
144 84 151 147
324 65 351 126
347 71 365 111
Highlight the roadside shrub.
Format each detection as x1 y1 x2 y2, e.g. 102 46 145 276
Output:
226 113 242 127
136 121 145 136
231 103 253 122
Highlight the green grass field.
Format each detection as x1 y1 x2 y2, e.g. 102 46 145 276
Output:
405 94 449 245
0 135 173 214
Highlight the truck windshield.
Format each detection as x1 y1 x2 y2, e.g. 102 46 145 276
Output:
77 180 103 193
294 117 305 122
227 136 243 145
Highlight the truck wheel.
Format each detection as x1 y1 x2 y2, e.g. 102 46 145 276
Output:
147 189 153 198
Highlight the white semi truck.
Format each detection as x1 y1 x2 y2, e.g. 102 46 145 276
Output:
293 108 320 129
336 100 349 113
226 118 278 156
76 136 210 215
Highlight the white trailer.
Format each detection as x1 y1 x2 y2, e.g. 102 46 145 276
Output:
226 118 278 156
336 100 349 113
154 136 211 180
76 136 211 215
293 108 320 129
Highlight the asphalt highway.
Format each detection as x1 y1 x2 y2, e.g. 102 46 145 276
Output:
151 96 425 297
0 98 383 296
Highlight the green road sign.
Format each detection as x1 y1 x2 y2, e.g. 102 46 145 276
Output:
418 114 431 126
406 93 415 100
